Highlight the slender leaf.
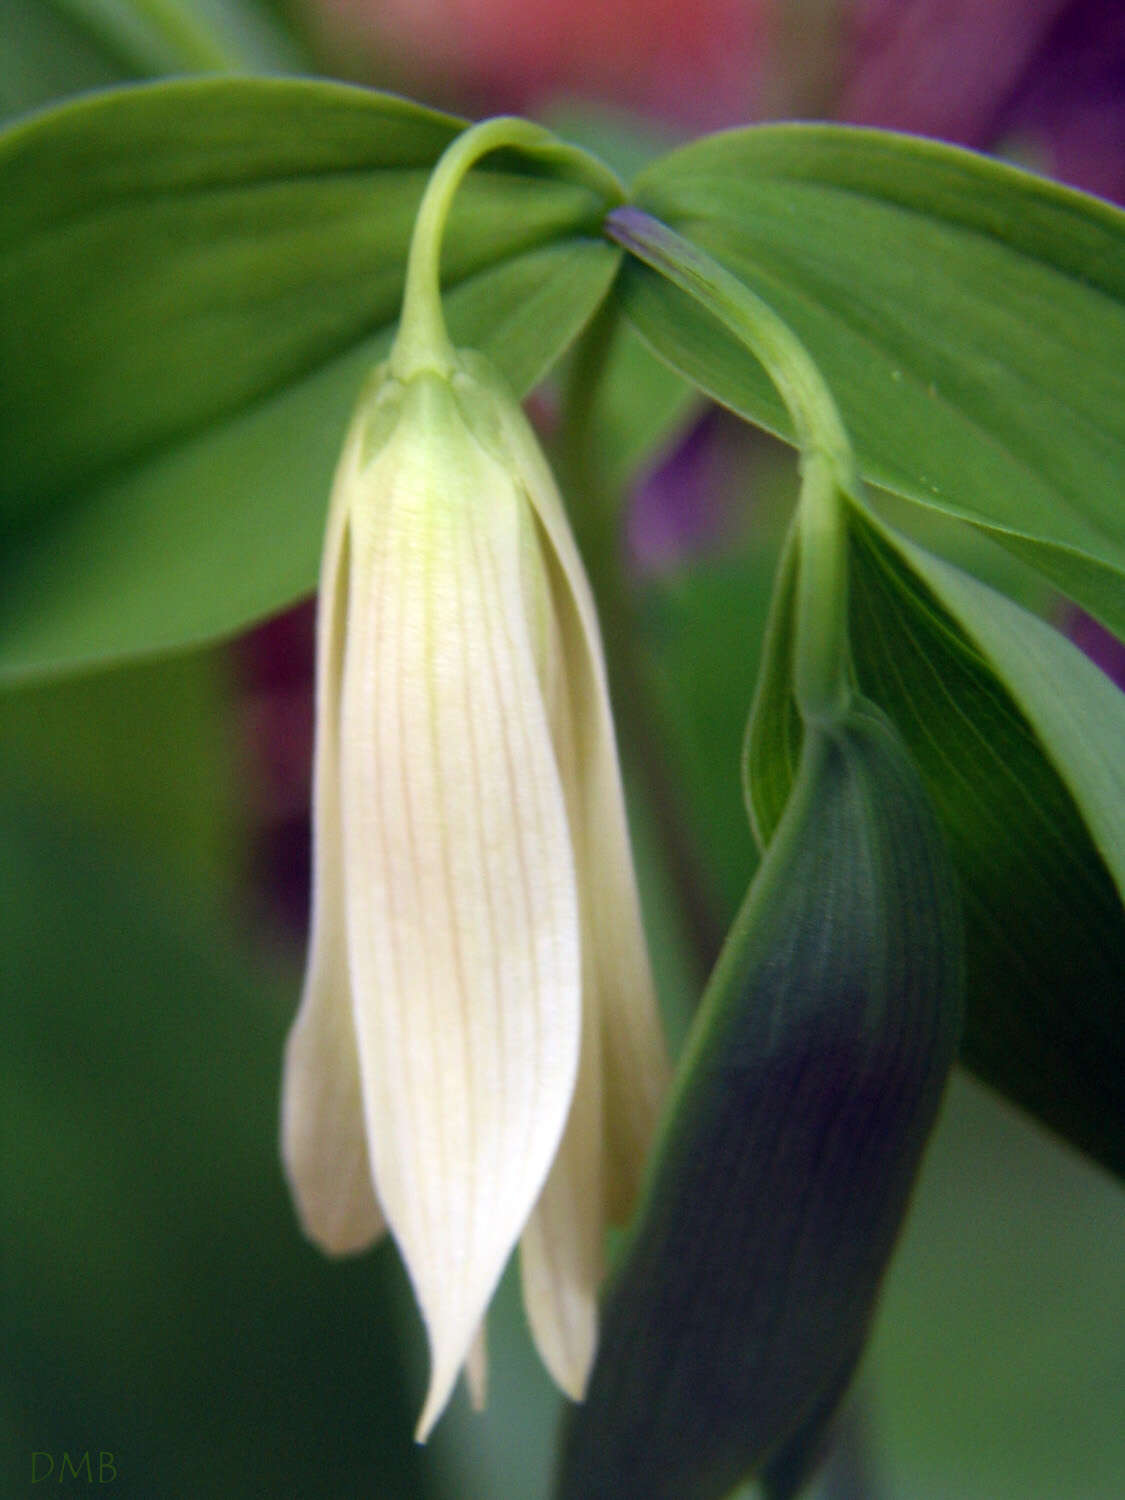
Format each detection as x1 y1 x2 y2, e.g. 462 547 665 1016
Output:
742 483 1125 1175
622 125 1125 635
0 79 620 681
845 510 1125 1176
879 530 1125 903
557 703 962 1500
742 516 801 846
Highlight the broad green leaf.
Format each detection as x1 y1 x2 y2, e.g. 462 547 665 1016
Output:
621 125 1125 635
871 482 1057 617
0 79 620 682
557 702 962 1500
845 510 1125 1177
882 529 1125 905
0 0 302 120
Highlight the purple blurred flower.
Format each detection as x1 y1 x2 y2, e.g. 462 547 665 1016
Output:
838 0 1125 201
236 603 315 936
628 410 744 572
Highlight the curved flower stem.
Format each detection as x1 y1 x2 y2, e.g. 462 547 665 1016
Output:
605 207 858 727
392 117 625 381
605 208 855 476
795 451 851 726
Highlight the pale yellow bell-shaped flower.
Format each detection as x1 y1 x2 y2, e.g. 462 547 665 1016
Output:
280 347 668 1439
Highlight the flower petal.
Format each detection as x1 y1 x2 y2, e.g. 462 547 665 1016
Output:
510 415 668 1222
519 964 604 1400
561 590 667 1222
520 600 605 1399
339 376 582 1439
281 449 384 1256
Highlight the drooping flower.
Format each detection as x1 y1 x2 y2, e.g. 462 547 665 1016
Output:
280 343 667 1437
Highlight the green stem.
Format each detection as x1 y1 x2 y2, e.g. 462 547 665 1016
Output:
605 209 856 482
605 207 856 725
392 118 624 381
795 453 851 724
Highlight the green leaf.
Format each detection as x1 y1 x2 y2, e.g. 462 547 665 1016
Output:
845 509 1125 1177
758 1349 861 1500
886 530 1125 905
0 0 303 120
742 516 802 846
556 702 963 1500
621 125 1125 635
0 79 620 682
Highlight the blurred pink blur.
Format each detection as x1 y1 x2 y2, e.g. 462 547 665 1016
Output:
318 0 765 127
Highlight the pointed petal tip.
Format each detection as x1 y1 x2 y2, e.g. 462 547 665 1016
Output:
555 1340 595 1405
410 1276 505 1441
525 1279 597 1404
413 1354 463 1444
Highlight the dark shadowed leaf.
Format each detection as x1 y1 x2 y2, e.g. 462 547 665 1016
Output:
845 511 1125 1177
742 489 1125 1178
556 702 963 1500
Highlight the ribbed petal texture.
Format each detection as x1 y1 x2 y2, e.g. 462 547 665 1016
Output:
281 353 668 1439
340 376 582 1437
